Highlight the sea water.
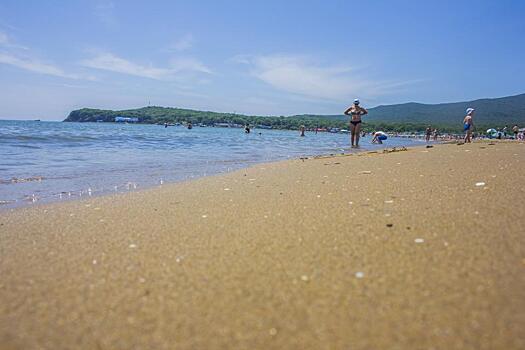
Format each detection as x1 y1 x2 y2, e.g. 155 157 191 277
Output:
0 120 421 208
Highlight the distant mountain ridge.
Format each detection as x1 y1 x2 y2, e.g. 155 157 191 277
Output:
292 93 525 125
64 93 525 130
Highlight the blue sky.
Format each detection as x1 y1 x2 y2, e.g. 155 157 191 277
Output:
0 0 524 120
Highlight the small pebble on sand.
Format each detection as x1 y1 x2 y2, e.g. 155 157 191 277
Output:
415 238 424 243
300 275 309 282
360 171 372 174
355 271 365 278
475 182 486 187
129 244 137 249
223 188 230 191
384 200 394 204
202 215 208 218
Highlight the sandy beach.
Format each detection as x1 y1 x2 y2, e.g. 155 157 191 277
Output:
1 141 524 350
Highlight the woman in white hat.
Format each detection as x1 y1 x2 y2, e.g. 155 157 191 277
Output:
463 108 475 143
344 99 368 148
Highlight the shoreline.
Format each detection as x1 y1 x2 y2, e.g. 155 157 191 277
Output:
1 141 524 349
0 137 428 211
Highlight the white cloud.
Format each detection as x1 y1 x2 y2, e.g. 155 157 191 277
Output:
0 30 28 50
0 52 87 79
0 30 87 79
170 34 194 52
170 57 211 74
235 54 418 103
80 52 212 80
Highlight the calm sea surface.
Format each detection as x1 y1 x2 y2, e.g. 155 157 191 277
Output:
0 120 423 208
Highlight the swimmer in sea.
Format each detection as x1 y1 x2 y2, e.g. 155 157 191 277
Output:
245 123 251 133
372 131 387 144
300 125 306 137
344 99 368 148
463 108 474 143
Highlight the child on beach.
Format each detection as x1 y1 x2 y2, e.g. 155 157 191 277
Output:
463 108 474 143
344 99 368 148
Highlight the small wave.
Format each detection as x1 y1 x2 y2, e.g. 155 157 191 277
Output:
0 134 98 143
0 176 44 185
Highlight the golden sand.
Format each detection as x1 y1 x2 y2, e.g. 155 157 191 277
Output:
1 142 524 349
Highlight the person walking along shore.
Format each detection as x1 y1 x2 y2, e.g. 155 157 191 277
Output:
463 108 475 143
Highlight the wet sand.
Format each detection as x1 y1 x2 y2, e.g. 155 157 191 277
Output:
1 141 524 350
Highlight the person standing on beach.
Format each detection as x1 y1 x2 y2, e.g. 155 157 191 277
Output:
512 124 519 139
344 99 368 148
433 128 439 141
463 108 475 143
425 125 432 142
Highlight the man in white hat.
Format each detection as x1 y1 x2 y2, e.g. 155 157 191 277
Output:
463 108 475 143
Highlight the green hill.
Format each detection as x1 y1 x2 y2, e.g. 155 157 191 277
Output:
64 93 525 132
364 93 525 125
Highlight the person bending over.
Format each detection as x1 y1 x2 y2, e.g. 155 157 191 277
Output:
372 131 388 144
344 99 368 148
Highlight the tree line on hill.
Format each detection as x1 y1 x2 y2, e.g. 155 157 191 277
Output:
64 106 513 134
65 92 525 133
